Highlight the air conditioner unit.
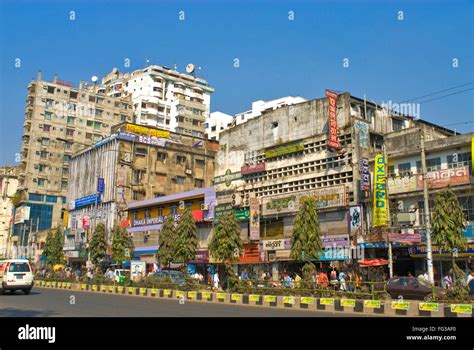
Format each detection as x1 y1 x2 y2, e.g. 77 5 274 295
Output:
39 124 43 128
185 169 192 175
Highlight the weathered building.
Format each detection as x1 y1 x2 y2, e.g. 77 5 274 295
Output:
0 166 18 257
15 71 133 244
65 122 217 262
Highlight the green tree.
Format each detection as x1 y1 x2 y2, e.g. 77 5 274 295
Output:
209 212 243 290
42 227 64 266
290 197 323 274
156 216 176 270
111 226 134 265
88 223 108 268
431 187 468 299
174 208 198 268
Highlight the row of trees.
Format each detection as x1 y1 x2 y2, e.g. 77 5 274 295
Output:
41 188 467 288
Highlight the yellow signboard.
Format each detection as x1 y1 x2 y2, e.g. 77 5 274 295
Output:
125 123 170 139
300 297 315 304
231 294 242 301
202 292 212 299
320 298 335 305
391 301 409 310
117 286 124 292
264 295 277 303
216 293 226 300
80 284 86 290
188 291 197 299
363 300 381 308
419 302 439 312
91 285 98 291
139 288 147 295
176 291 185 298
163 289 172 296
249 294 261 302
450 304 472 314
151 289 159 295
373 153 388 226
108 286 115 293
341 299 356 307
283 296 295 304
100 285 107 292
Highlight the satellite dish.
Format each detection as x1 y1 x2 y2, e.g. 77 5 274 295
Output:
91 75 98 83
186 63 195 74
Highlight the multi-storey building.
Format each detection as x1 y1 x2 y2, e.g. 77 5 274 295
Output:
205 111 235 141
14 71 133 245
65 122 218 264
0 166 18 257
369 130 473 279
234 96 306 126
95 65 214 138
214 91 454 278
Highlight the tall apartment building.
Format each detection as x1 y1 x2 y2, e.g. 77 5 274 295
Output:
94 65 214 138
205 111 235 141
214 91 453 278
65 122 218 263
14 71 133 243
0 166 18 257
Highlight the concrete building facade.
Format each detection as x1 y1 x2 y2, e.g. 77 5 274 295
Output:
213 91 454 278
14 71 133 245
96 65 214 138
65 122 217 263
0 166 18 257
205 111 235 141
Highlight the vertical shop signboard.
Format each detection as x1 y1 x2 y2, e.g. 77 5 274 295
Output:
249 197 260 240
373 153 388 226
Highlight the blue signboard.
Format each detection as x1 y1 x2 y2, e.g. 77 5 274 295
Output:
97 178 105 193
74 194 101 209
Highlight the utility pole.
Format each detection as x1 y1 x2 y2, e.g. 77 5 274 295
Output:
382 145 393 279
420 132 434 284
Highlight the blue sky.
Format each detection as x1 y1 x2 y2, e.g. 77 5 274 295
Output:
0 0 472 165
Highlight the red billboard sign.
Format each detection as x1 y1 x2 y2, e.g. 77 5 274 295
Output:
326 90 341 149
241 162 266 175
417 166 470 190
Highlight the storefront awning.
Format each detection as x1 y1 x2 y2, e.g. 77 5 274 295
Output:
126 224 162 233
133 245 159 256
359 259 389 267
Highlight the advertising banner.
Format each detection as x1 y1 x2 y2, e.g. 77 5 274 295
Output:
265 141 304 159
416 166 470 190
124 123 170 139
130 261 146 281
373 153 388 226
213 169 242 186
14 206 30 224
326 90 340 149
359 157 370 191
249 197 260 240
241 162 266 175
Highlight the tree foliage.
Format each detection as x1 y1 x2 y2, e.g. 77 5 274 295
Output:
156 216 176 267
290 197 323 261
209 211 243 264
43 226 64 265
88 223 108 266
431 187 467 253
173 208 198 264
111 225 134 264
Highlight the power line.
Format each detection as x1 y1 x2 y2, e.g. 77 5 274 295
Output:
401 82 474 103
417 87 474 104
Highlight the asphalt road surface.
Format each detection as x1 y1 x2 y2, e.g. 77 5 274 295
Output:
0 287 374 317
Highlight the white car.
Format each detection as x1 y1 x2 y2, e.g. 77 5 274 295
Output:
0 259 34 295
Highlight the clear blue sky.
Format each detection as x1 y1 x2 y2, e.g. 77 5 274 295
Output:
0 0 472 165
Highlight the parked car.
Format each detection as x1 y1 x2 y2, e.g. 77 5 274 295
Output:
153 270 186 286
386 277 445 300
0 259 34 295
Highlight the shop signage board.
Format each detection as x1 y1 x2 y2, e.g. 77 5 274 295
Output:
187 291 197 299
14 206 30 224
265 141 304 159
349 206 362 235
214 207 249 222
213 169 242 186
97 178 105 193
300 297 315 304
388 233 422 243
450 304 472 314
373 153 388 226
416 166 470 190
326 90 341 149
249 197 260 240
75 193 101 209
262 185 346 216
202 292 212 299
231 294 243 301
320 298 335 305
359 157 370 191
124 123 170 139
418 302 439 312
262 239 287 251
176 291 185 299
283 296 295 304
341 299 356 307
163 289 172 296
241 162 266 175
117 132 167 147
355 120 369 149
391 301 410 310
216 293 226 300
363 300 381 308
151 289 159 295
131 214 180 227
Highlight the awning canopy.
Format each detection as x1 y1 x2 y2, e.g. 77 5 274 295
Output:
359 259 389 267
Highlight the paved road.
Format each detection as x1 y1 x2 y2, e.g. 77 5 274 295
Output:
0 287 373 317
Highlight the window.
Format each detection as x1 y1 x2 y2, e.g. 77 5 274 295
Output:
41 138 50 146
195 159 205 167
69 91 78 99
46 195 57 203
47 86 55 94
157 152 167 161
85 133 92 140
447 152 471 168
44 112 52 120
398 162 411 176
176 155 186 164
66 129 74 137
194 179 204 188
86 120 94 127
388 165 395 177
95 109 103 117
192 119 200 126
63 155 71 162
271 122 279 129
133 170 143 184
29 193 44 202
40 151 48 159
211 126 216 132
67 116 75 124
135 148 147 157
38 164 47 172
94 121 101 129
392 118 405 131
426 158 441 172
174 176 185 184
43 124 51 132
37 178 46 186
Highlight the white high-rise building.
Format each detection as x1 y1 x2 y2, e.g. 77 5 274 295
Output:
205 111 235 141
94 65 214 138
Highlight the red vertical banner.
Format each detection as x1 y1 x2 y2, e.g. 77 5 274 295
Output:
325 90 341 149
